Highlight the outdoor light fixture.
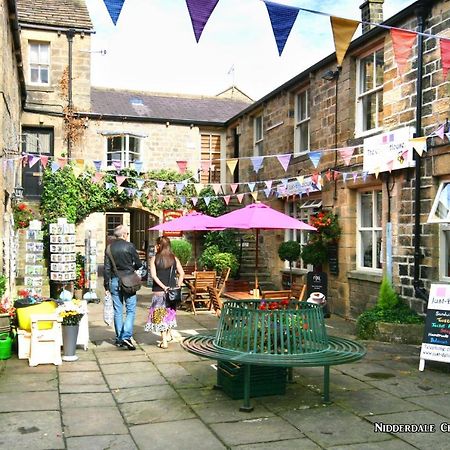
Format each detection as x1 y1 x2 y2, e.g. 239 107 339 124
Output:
11 185 24 203
321 69 340 81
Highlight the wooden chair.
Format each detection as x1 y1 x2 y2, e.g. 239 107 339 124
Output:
28 314 62 367
186 271 216 314
291 283 307 301
261 290 292 301
182 264 196 276
216 267 231 297
224 279 250 293
208 286 223 316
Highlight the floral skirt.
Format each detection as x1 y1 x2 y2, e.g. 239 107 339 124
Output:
144 292 177 333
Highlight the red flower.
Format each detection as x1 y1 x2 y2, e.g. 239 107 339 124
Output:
280 299 289 307
268 302 279 310
258 302 267 310
18 203 26 211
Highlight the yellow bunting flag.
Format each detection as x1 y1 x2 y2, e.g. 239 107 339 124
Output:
226 158 238 176
330 16 359 67
194 183 203 195
73 166 83 178
409 136 427 156
250 191 258 202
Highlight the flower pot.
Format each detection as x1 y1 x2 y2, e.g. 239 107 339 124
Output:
74 289 83 300
0 333 12 360
62 324 79 361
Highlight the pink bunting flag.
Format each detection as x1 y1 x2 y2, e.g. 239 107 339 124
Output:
191 197 198 206
434 124 445 140
276 154 291 171
236 193 244 203
57 157 68 169
156 180 166 193
91 172 104 184
115 175 126 186
265 180 273 190
390 29 416 76
352 172 358 182
157 194 164 203
200 160 211 173
223 195 231 205
212 183 222 195
333 171 340 181
441 38 450 79
185 0 219 42
28 154 40 168
230 183 239 193
311 172 319 184
176 160 188 174
339 147 354 166
40 155 49 168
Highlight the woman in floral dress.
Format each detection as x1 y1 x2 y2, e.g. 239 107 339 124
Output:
145 236 184 348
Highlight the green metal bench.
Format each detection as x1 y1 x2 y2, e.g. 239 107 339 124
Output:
182 299 366 411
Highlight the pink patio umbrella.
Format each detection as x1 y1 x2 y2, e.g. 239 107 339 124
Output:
209 202 316 291
149 211 223 271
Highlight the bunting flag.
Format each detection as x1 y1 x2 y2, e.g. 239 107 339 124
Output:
180 196 186 206
276 153 291 171
264 1 299 56
103 0 125 25
194 183 203 195
250 156 264 173
339 146 354 166
51 161 60 173
223 195 231 205
73 166 83 178
311 172 319 184
247 182 256 192
434 124 445 140
280 178 288 188
296 175 304 185
133 160 143 173
135 179 145 189
156 180 166 193
112 159 122 171
264 188 272 198
309 151 321 168
212 183 222 195
75 159 84 170
93 160 102 172
226 158 238 175
176 182 184 194
326 170 332 182
236 193 245 203
342 172 348 183
176 160 188 174
157 194 163 202
115 175 126 186
250 191 258 202
203 196 211 206
391 29 416 76
330 17 359 66
265 180 273 190
441 38 450 79
91 172 104 184
230 183 239 193
409 136 427 156
362 171 368 182
57 157 68 169
40 155 49 168
191 197 198 206
200 160 211 173
28 154 40 168
352 172 358 182
105 182 114 190
185 0 219 42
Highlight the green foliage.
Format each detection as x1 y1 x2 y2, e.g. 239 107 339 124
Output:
278 241 301 263
204 230 239 258
199 245 220 270
171 239 192 266
356 302 424 340
377 277 400 310
0 275 7 298
199 245 238 277
300 241 328 267
195 186 226 217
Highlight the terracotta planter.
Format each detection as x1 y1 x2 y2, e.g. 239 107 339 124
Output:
374 322 424 345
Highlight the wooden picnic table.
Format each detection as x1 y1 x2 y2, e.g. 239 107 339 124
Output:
222 291 258 301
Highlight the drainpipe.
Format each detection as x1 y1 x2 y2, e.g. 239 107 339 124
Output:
66 29 76 161
412 3 429 302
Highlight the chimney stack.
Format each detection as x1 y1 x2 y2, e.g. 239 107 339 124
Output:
360 0 384 34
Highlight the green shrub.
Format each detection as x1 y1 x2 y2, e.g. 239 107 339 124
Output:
171 239 192 266
278 241 301 264
0 275 7 298
300 241 328 267
211 252 239 277
199 245 220 270
377 277 399 309
204 230 239 258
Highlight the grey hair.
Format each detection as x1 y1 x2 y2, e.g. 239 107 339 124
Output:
114 225 129 239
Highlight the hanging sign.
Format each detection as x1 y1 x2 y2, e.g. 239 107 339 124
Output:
363 126 415 174
162 210 183 237
419 284 450 371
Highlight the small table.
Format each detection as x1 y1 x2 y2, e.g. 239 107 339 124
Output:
222 291 259 301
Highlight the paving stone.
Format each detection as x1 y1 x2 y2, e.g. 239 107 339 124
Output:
328 439 416 450
333 388 422 416
407 393 450 420
130 418 226 450
281 405 388 447
157 362 192 378
66 434 138 449
103 371 167 389
0 373 58 392
63 406 128 437
61 392 115 408
146 350 201 364
192 399 275 424
94 350 150 364
3 358 57 374
255 388 324 413
59 371 105 385
298 372 370 393
177 387 229 405
112 385 178 403
180 360 218 385
101 361 158 375
120 398 196 425
168 374 205 389
338 363 397 382
0 391 59 412
58 361 99 372
59 383 110 393
211 416 303 447
368 377 450 398
366 410 449 449
0 411 64 449
232 437 322 449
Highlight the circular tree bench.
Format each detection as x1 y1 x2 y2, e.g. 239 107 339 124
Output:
182 299 366 411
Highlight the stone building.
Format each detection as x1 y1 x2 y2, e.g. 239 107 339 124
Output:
224 0 450 317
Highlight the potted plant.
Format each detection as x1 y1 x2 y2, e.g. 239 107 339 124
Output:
199 245 238 277
171 239 192 266
74 253 86 299
12 203 35 229
301 210 341 271
356 277 424 343
56 299 86 361
278 241 301 287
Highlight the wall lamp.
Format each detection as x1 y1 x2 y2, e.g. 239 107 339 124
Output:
321 69 340 81
11 185 24 204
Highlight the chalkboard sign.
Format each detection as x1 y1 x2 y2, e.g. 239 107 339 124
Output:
306 271 329 317
419 284 450 371
328 243 339 275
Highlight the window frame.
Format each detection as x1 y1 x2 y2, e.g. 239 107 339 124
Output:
106 134 141 168
294 89 310 156
356 189 383 272
428 181 450 223
253 115 263 157
200 132 223 184
355 47 384 137
28 41 50 86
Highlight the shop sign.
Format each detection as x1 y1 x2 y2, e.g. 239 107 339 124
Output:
277 177 321 197
363 126 415 174
419 284 450 371
162 210 183 237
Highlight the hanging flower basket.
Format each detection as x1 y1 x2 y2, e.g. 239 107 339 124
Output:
13 203 35 229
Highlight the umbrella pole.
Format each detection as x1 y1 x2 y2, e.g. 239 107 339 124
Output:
194 232 197 272
255 229 259 292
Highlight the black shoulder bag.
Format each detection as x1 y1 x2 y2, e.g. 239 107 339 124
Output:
165 264 182 309
106 246 142 296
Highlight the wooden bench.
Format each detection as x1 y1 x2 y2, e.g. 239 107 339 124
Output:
182 299 365 411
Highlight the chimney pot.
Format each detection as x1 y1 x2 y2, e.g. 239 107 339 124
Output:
360 0 384 34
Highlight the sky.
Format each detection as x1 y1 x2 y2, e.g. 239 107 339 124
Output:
85 0 416 101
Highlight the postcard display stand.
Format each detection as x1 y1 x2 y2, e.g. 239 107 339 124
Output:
83 230 98 302
24 220 45 294
49 219 76 285
419 284 450 371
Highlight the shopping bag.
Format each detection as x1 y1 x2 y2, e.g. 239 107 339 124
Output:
103 291 114 326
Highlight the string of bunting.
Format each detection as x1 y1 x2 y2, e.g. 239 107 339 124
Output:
102 0 450 79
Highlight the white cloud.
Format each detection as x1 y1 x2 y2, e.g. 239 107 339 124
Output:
86 0 416 100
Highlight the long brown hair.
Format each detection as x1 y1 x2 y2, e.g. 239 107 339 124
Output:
155 236 176 269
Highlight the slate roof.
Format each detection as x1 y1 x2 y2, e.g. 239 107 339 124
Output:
90 88 251 124
16 0 93 30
